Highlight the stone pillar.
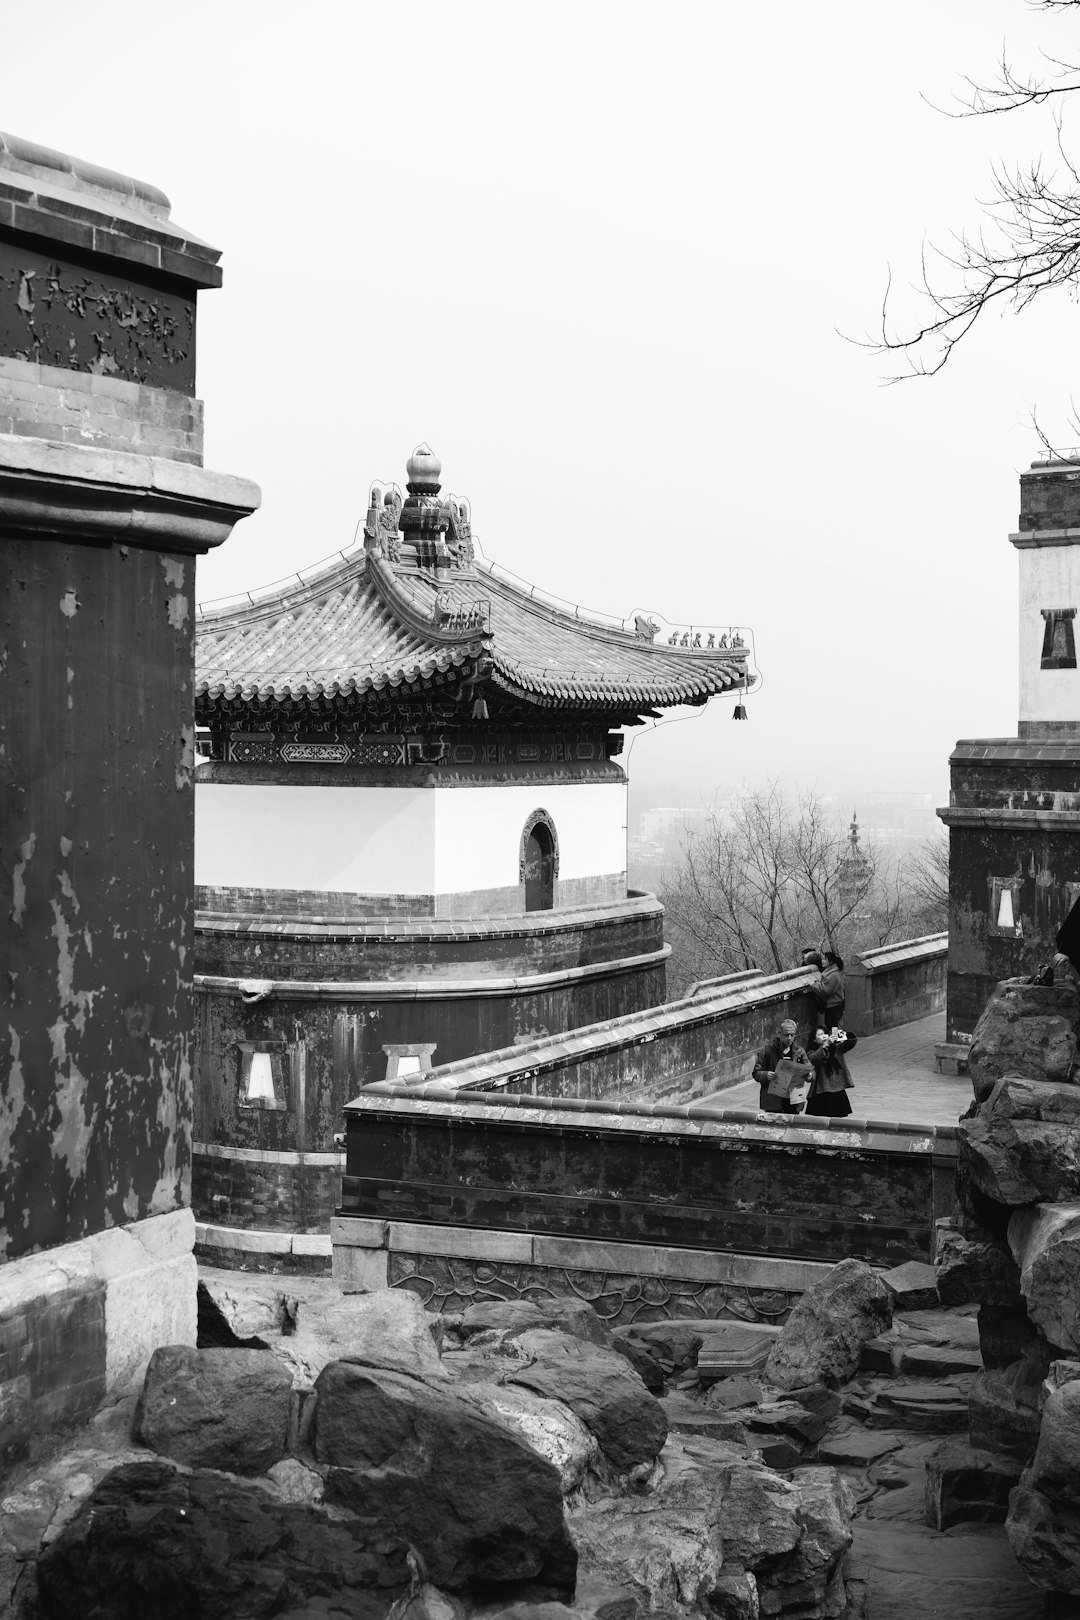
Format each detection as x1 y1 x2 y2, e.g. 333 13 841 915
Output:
0 131 258 1456
939 456 1080 1048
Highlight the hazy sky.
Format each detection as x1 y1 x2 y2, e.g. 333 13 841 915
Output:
6 1 1077 810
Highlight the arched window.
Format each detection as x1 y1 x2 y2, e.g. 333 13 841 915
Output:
520 809 559 912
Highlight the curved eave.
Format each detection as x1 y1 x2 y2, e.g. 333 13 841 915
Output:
196 640 485 707
489 655 751 710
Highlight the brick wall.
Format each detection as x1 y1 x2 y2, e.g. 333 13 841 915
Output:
0 358 203 463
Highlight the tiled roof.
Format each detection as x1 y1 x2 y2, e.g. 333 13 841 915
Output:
196 549 751 714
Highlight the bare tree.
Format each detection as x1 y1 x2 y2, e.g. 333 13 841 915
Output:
907 832 950 928
660 785 927 996
868 2 1080 379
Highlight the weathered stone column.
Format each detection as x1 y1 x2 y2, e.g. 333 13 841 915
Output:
0 131 258 1452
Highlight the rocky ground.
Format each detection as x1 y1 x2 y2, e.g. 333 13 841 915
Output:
0 1255 1062 1620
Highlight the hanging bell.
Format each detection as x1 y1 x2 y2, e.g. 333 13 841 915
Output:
471 696 489 721
732 702 748 721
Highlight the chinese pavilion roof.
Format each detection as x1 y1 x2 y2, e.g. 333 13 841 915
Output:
195 446 754 725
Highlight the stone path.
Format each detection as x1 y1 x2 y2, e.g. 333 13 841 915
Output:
702 1012 972 1128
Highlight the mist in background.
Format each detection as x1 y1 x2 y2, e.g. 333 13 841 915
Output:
5 0 1072 840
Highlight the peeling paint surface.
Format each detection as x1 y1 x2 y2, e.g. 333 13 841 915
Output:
0 539 195 1261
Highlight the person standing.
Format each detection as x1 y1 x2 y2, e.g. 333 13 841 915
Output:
805 1026 857 1117
752 1018 812 1114
811 950 846 1030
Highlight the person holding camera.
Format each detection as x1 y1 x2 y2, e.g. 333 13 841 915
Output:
805 1025 857 1117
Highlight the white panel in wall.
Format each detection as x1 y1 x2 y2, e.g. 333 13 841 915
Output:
1019 545 1080 724
432 781 627 892
195 785 437 893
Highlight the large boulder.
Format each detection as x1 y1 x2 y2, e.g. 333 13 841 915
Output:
197 1269 298 1347
935 1224 1022 1307
763 1259 892 1391
34 1460 408 1620
502 1329 668 1471
273 1287 447 1389
1006 1481 1080 1597
968 1347 1047 1462
958 1081 1080 1207
1027 1379 1080 1509
315 1361 577 1598
456 1380 604 1494
968 979 1080 1097
571 1438 853 1620
1009 1201 1080 1355
133 1345 291 1474
924 1438 1023 1529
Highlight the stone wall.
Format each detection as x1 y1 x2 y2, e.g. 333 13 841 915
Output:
338 1088 958 1278
845 933 947 1036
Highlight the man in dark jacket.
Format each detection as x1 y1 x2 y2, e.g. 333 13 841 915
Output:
752 1018 812 1114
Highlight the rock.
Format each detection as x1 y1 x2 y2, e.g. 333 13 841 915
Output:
969 1349 1047 1461
503 1329 668 1471
968 979 1080 1095
720 1463 854 1615
959 1111 1080 1207
935 1226 1022 1307
197 1271 298 1347
745 1399 827 1445
528 1298 616 1347
608 1331 666 1394
1007 1480 1080 1597
980 1076 1080 1125
785 1382 843 1423
874 1381 971 1433
881 1261 939 1311
1044 1358 1080 1402
978 1302 1038 1368
924 1438 1023 1529
274 1287 448 1389
661 1393 748 1443
34 1460 409 1619
1028 1380 1080 1509
1010 1201 1080 1355
626 1322 704 1371
316 1361 576 1598
817 1429 903 1465
568 1435 729 1613
746 1435 803 1471
705 1571 759 1619
897 1343 985 1379
570 1435 853 1620
449 1300 549 1341
705 1375 763 1411
763 1259 892 1391
456 1380 603 1495
851 1518 1049 1619
264 1457 324 1505
133 1345 291 1474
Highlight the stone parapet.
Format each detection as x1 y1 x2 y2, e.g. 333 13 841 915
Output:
845 933 948 1036
341 1088 958 1270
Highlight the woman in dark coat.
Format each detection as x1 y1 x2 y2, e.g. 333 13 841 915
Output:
805 1026 857 1118
810 950 846 1030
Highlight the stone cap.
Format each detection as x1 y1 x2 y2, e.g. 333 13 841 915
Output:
0 130 222 289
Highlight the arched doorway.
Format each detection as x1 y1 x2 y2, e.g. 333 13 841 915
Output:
520 810 558 912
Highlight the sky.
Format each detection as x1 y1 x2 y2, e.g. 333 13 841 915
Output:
5 0 1078 816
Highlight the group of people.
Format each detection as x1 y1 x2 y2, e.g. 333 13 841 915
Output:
752 947 856 1117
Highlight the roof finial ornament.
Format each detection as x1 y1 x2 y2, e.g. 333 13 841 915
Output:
406 443 442 496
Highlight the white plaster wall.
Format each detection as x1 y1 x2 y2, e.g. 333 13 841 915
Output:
1019 545 1080 723
195 779 627 896
432 781 627 893
195 785 437 893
